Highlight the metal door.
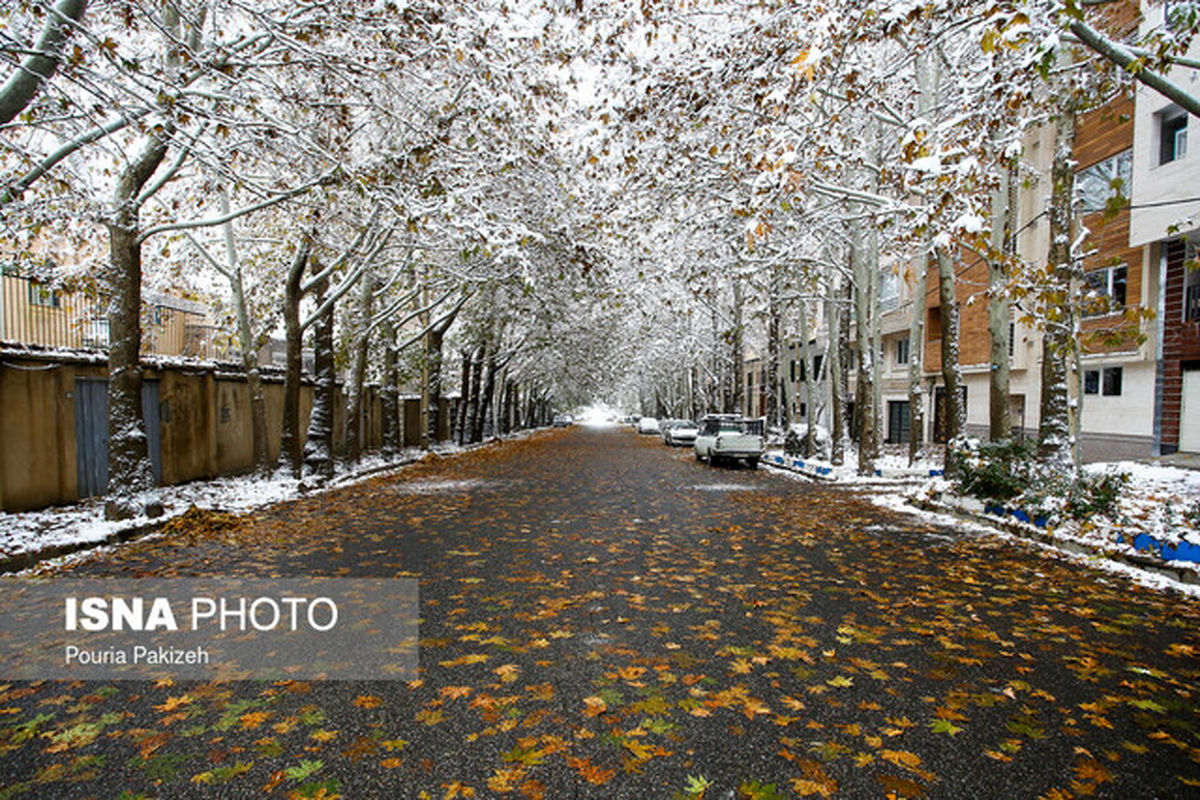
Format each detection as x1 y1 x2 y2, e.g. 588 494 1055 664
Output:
74 378 163 497
887 400 911 444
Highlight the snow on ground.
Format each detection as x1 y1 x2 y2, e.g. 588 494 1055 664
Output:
0 431 560 563
0 429 561 564
762 443 943 483
0 449 424 561
1082 460 1200 548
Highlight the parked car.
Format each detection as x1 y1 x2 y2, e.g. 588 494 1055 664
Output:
693 414 765 467
664 419 698 446
553 413 573 427
636 416 661 434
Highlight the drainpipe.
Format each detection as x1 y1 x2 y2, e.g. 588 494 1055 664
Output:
1152 242 1167 456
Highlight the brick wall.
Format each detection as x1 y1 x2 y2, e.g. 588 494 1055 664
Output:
1161 239 1200 451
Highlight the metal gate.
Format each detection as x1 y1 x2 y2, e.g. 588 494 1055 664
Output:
74 378 163 498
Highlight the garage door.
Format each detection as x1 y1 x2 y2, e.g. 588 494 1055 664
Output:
1182 369 1200 453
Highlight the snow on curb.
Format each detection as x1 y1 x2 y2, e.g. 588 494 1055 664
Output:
760 450 944 484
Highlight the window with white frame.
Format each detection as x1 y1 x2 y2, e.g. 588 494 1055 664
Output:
880 268 900 312
1082 265 1127 316
27 281 60 308
1158 107 1188 165
895 337 910 369
1075 150 1131 213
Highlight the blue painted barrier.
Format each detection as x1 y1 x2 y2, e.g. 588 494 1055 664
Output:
1121 532 1200 564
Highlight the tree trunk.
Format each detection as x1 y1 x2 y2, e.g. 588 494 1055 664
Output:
423 326 446 447
988 156 1014 443
826 283 845 466
380 317 400 457
909 46 937 466
0 0 89 126
303 275 335 480
731 277 744 414
455 348 471 444
937 246 965 461
908 253 929 465
765 269 782 430
477 351 500 442
852 223 878 475
800 299 815 456
465 344 485 443
1038 106 1078 468
278 240 310 478
343 271 376 464
103 133 169 520
219 187 270 474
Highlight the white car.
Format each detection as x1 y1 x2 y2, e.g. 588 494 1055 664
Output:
664 419 698 446
694 415 765 467
636 416 661 434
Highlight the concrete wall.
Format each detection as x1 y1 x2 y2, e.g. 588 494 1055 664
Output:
0 353 400 512
0 358 105 511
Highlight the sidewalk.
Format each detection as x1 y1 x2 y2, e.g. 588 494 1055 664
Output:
0 431 550 574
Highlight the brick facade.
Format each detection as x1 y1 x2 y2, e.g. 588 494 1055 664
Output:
1160 239 1200 453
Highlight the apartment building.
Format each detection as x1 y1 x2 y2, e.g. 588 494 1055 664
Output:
1130 1 1200 455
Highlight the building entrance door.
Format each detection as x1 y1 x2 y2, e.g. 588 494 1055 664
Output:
1181 369 1200 453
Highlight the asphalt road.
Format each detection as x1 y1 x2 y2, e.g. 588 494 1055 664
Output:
2 425 1199 799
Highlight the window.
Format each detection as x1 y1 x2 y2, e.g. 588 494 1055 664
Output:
895 338 910 368
1075 150 1131 212
927 307 942 340
1008 321 1015 358
880 268 900 312
1084 370 1100 395
1083 265 1127 315
27 281 60 308
1159 108 1188 165
789 359 796 382
1102 366 1123 396
812 354 823 379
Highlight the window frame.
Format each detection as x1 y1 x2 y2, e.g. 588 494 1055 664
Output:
1102 366 1123 396
1075 149 1132 213
1158 107 1188 166
1082 264 1128 317
27 281 60 308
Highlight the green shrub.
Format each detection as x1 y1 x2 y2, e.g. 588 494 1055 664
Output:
783 428 803 457
950 438 1038 503
950 438 1129 525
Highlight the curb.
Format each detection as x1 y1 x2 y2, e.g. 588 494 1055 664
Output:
913 495 1200 587
0 520 163 576
761 454 945 485
760 454 839 482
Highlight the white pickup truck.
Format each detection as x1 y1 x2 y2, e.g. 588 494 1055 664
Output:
693 414 765 468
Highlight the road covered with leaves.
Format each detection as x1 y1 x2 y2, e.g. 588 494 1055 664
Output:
2 426 1199 799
